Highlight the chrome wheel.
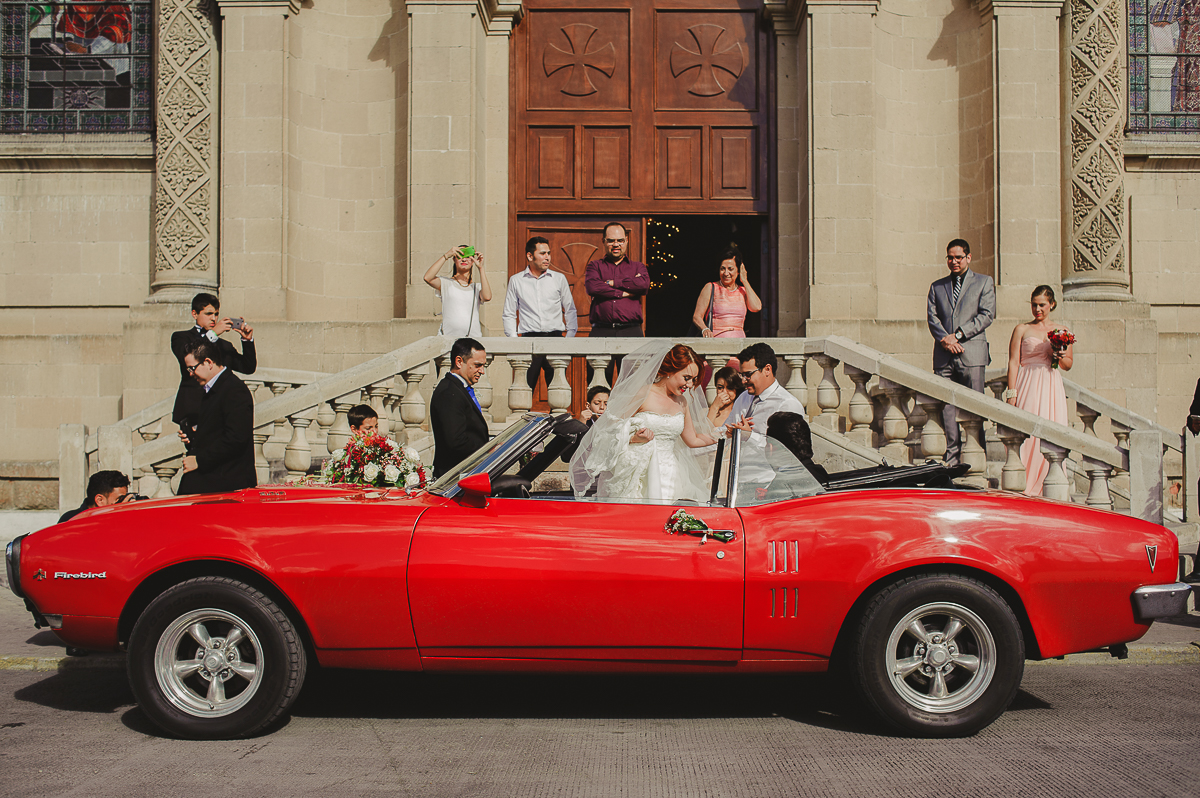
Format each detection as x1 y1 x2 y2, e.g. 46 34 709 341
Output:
884 601 996 714
154 607 265 718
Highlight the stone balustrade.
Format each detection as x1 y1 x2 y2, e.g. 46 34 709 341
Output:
60 336 1165 525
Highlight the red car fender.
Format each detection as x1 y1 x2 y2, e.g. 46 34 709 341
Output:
740 490 1176 661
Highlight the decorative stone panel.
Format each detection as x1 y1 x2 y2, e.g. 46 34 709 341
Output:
1065 0 1131 299
150 0 219 301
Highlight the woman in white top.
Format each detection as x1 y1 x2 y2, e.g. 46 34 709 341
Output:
423 245 493 338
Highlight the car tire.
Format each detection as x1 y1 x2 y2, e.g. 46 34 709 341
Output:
851 574 1024 737
128 577 307 739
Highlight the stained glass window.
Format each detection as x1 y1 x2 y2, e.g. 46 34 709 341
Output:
1 1 152 133
1129 0 1200 132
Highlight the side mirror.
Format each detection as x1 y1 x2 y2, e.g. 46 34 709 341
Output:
456 472 491 500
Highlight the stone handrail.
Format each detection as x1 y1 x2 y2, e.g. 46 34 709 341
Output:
985 366 1183 453
63 335 1163 524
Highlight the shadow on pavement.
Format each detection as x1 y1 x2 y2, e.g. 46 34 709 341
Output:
13 662 133 714
290 669 894 736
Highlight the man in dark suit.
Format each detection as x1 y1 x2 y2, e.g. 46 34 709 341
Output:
177 339 257 495
430 337 489 479
172 292 256 436
927 238 997 466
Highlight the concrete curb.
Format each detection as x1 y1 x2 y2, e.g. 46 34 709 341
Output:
2 644 1196 673
0 653 126 671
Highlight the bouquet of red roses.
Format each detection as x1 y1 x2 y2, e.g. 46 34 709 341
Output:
1047 328 1076 369
320 433 428 489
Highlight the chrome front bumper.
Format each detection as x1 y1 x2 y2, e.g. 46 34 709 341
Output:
1131 582 1194 622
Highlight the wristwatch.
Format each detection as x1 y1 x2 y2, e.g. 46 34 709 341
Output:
954 330 964 342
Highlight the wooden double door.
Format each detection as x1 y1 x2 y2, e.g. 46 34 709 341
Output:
510 0 774 408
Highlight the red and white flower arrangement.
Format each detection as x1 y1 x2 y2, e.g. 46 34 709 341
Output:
1047 328 1076 369
320 433 428 489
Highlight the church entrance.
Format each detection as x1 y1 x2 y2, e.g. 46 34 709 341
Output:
510 0 775 410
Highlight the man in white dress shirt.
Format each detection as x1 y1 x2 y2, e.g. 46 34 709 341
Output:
726 342 807 485
503 236 579 390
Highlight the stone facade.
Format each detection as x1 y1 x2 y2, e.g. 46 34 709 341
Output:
1 0 1199 505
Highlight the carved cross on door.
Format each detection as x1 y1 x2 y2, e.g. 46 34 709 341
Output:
670 24 746 97
543 23 617 97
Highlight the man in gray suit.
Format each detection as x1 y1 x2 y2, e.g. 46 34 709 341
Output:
927 238 996 466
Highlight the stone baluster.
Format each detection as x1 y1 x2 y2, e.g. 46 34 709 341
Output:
153 458 181 499
811 354 841 430
327 392 357 453
400 363 431 443
434 354 451 380
263 382 291 461
1082 457 1114 511
244 379 264 406
1110 421 1130 450
475 355 495 420
996 426 1029 493
135 421 163 495
253 424 272 485
546 356 573 412
586 355 611 390
905 396 928 463
878 378 912 463
782 354 809 412
843 365 873 447
284 406 318 479
366 379 392 438
1076 403 1101 438
985 375 1007 402
314 400 335 448
916 394 947 460
957 409 988 486
1040 441 1072 502
507 354 534 421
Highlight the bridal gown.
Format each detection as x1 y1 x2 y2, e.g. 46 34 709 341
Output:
1015 336 1068 496
597 411 704 502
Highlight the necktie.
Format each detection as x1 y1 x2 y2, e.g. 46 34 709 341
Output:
747 396 762 418
467 385 481 411
951 275 963 308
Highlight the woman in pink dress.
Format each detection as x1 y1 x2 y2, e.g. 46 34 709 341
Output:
692 248 763 338
1004 285 1073 496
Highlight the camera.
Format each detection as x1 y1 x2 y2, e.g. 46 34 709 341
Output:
116 492 149 504
459 246 475 258
230 317 245 331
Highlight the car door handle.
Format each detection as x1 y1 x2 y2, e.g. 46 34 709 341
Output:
674 528 735 544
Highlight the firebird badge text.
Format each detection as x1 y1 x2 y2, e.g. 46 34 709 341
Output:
1145 545 1158 572
54 571 106 580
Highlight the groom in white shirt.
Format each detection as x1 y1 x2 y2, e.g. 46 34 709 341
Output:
726 342 807 484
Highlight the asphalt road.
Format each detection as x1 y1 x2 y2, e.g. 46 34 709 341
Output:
2 659 1200 798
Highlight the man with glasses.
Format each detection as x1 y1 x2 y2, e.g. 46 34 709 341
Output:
176 339 257 495
927 238 996 466
584 222 649 338
726 342 807 484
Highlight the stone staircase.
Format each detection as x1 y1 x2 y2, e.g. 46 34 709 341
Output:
63 334 1196 591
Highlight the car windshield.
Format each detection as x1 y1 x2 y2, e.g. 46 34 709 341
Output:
427 414 555 495
732 435 826 507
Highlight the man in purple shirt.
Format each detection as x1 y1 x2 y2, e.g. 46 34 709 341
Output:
585 222 650 338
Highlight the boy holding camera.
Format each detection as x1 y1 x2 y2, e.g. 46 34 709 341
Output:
171 292 256 436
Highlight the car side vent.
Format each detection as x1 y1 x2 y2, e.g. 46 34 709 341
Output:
767 540 800 574
769 587 800 619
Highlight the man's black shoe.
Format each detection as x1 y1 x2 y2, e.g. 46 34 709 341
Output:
1183 570 1200 585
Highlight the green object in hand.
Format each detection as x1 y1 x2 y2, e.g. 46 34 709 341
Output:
460 246 475 258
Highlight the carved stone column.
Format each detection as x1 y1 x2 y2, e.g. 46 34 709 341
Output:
1064 0 1131 300
149 0 219 302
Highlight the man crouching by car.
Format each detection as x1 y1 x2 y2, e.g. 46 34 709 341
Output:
177 339 257 495
58 470 131 523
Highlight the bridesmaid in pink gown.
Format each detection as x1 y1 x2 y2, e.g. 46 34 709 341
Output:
692 248 763 338
1004 285 1073 496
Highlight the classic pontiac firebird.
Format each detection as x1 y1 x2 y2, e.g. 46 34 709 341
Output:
6 413 1192 739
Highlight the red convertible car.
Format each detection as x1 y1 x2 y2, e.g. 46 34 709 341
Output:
5 413 1192 739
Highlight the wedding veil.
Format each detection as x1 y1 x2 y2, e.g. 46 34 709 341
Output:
568 340 717 500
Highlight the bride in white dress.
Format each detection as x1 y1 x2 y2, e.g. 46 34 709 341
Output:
570 342 718 502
